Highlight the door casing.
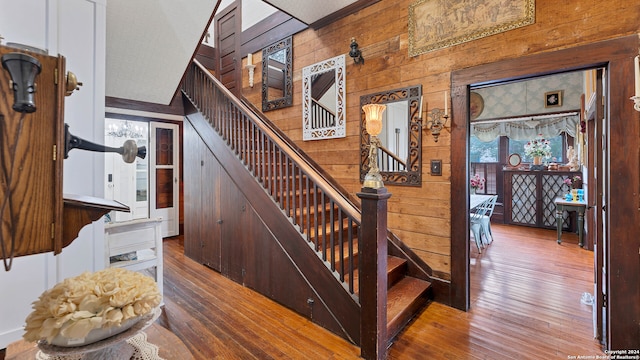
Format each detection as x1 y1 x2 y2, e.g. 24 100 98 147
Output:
450 35 640 350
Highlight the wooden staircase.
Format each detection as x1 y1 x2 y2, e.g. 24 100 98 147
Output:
182 60 434 353
252 112 432 345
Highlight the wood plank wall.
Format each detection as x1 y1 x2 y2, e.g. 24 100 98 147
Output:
240 0 640 282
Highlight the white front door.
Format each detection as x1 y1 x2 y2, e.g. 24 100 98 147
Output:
104 119 149 222
150 122 179 237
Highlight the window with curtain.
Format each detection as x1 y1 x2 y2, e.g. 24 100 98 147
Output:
509 135 565 163
470 136 499 163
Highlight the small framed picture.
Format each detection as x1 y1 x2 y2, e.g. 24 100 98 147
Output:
545 90 563 108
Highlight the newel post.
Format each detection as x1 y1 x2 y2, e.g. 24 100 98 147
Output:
357 187 391 360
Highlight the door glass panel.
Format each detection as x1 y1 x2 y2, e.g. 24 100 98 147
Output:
156 168 173 209
156 128 174 165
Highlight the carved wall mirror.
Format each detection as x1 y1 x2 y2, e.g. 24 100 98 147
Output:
302 54 346 140
360 85 422 186
262 36 292 112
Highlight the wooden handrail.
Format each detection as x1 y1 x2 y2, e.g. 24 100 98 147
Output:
239 96 362 207
310 98 336 129
189 60 360 221
182 60 363 295
378 144 406 172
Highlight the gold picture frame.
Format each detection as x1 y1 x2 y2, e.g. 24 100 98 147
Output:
408 0 535 56
544 90 563 108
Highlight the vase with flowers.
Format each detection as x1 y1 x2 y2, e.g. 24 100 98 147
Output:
524 134 552 169
564 175 582 189
470 173 485 194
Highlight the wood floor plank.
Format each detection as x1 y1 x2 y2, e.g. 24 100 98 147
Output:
6 223 598 359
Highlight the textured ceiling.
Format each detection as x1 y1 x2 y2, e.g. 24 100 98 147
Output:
263 0 358 24
105 0 358 105
106 0 219 105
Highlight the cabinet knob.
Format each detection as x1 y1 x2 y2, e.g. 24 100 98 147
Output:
216 219 223 224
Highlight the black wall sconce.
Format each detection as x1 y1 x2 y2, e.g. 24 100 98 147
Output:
349 37 364 65
1 52 42 113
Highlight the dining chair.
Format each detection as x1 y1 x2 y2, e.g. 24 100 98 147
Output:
470 198 491 253
478 195 498 245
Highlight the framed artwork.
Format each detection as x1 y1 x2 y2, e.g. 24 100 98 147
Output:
545 90 563 108
408 0 535 56
470 92 484 120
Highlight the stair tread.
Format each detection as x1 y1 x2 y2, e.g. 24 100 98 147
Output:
347 256 411 295
387 255 405 273
386 276 431 323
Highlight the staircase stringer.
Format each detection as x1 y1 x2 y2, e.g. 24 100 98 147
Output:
184 101 361 344
183 60 364 293
182 59 441 350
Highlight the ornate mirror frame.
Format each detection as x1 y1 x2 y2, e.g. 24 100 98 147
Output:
262 36 293 112
359 85 422 186
302 54 346 141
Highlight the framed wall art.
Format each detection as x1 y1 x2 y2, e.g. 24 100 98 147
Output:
545 90 563 108
408 0 535 56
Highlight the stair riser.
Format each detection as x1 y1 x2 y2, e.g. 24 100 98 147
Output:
387 287 431 343
387 262 407 289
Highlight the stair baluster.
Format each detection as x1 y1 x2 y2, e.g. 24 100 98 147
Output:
182 60 433 356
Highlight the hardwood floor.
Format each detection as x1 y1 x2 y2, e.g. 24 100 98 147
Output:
154 223 603 359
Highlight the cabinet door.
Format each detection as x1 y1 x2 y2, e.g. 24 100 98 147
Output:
219 169 246 283
541 173 571 229
508 173 538 226
201 149 222 271
183 121 203 262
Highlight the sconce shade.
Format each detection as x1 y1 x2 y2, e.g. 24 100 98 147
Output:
1 52 42 113
363 104 386 136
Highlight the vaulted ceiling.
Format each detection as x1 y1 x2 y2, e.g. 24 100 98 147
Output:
105 0 220 105
105 0 377 105
263 0 378 28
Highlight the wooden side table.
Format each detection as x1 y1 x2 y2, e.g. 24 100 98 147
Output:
554 197 587 247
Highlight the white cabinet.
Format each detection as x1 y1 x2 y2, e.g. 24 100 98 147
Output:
104 218 163 301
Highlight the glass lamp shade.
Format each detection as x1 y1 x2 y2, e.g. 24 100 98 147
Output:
362 104 386 136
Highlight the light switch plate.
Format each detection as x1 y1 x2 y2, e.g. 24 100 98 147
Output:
430 159 442 176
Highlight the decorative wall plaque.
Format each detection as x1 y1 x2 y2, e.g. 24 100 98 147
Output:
409 0 535 56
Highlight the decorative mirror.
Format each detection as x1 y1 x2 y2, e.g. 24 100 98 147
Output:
360 85 422 186
302 54 346 140
507 153 521 167
262 36 292 112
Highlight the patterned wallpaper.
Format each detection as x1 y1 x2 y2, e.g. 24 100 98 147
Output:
472 71 584 120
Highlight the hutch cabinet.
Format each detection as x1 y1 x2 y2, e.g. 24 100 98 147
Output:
504 170 582 230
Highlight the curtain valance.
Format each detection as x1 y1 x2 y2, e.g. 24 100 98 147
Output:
471 115 579 142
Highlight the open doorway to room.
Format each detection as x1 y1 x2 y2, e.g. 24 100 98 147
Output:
446 37 634 349
465 69 604 349
468 71 588 249
104 118 181 238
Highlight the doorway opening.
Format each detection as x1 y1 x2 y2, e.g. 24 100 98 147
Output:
449 43 617 347
104 118 181 238
466 67 605 348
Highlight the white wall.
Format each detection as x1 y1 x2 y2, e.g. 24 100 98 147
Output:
242 0 277 31
0 0 106 348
